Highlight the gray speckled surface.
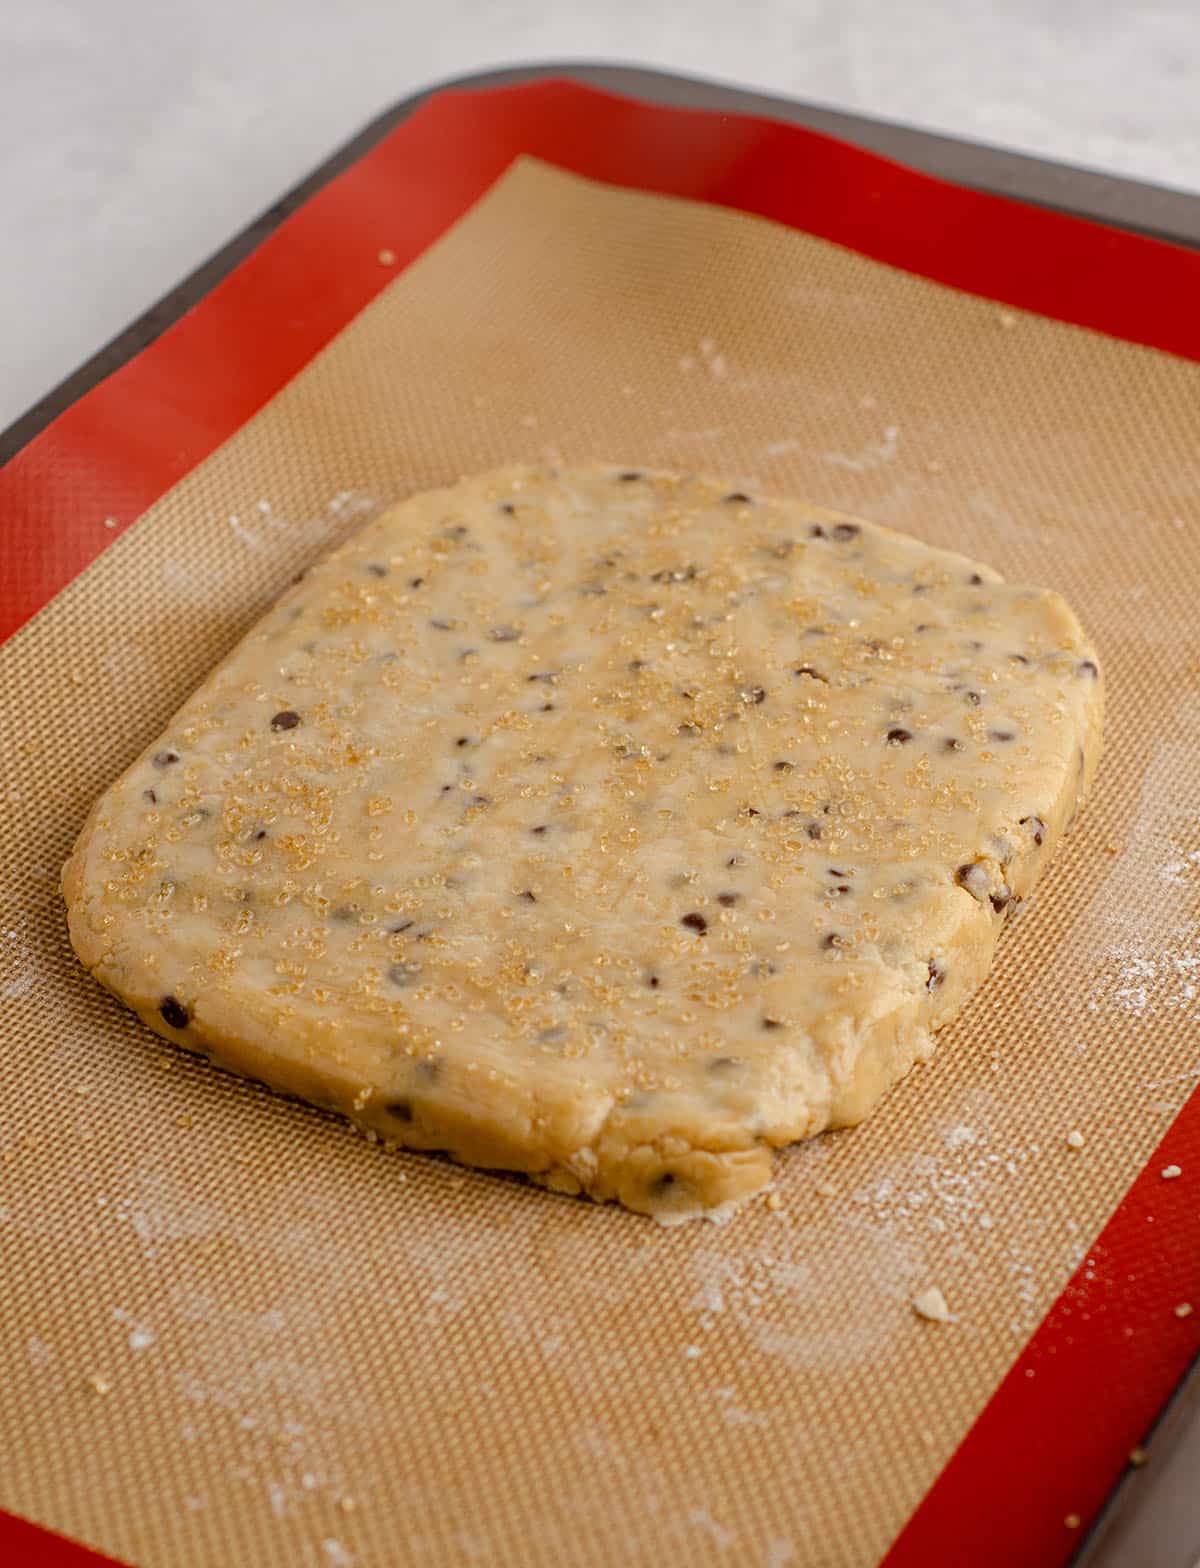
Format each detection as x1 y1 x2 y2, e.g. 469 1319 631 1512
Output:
3 0 1200 430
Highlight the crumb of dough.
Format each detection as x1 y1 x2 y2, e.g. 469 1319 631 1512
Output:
763 1191 784 1212
377 248 397 266
1064 1514 1081 1530
1161 1164 1182 1179
1128 1447 1148 1466
1065 1129 1085 1150
814 1180 838 1199
1174 1302 1193 1319
911 1286 954 1323
86 1373 113 1395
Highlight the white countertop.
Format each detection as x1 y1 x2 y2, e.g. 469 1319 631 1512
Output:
3 0 1198 433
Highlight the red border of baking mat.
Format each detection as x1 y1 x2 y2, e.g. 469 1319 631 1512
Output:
2 78 1198 1568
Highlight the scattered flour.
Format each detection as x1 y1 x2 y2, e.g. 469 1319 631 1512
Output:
822 425 899 472
687 1508 735 1548
222 491 380 559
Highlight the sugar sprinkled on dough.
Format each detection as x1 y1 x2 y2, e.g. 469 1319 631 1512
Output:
63 465 1102 1221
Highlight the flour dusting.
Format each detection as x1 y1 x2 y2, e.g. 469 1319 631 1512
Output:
823 425 899 472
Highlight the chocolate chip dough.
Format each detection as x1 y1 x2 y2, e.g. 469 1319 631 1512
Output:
63 467 1103 1219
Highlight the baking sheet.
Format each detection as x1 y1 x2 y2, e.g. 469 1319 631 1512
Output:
2 149 1199 1567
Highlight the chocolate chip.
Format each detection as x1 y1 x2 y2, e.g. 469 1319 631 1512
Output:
386 1099 413 1122
455 736 471 748
617 470 643 482
498 502 517 516
963 691 982 707
389 920 415 934
540 702 555 713
409 576 426 588
365 563 388 578
681 912 708 934
646 973 660 989
967 572 984 586
470 795 491 807
915 623 935 634
805 821 823 841
820 932 844 950
886 727 913 745
831 523 860 542
830 884 853 897
650 1173 677 1196
955 862 985 896
519 890 537 903
629 658 647 672
1079 659 1099 679
152 750 179 769
990 891 1011 915
716 893 740 907
430 618 453 631
761 1017 784 1032
527 670 558 683
827 867 852 878
388 962 421 987
773 760 795 773
708 1055 738 1073
530 824 549 836
143 789 158 804
270 710 301 731
1021 815 1047 847
1008 652 1031 665
650 564 697 584
722 491 751 504
159 996 189 1029
726 855 746 868
943 737 964 752
488 626 520 642
926 959 945 992
988 728 1016 743
741 686 767 705
809 524 825 539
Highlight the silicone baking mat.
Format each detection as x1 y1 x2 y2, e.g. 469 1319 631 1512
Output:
2 71 1198 1568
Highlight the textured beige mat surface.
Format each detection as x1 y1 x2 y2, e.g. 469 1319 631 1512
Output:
2 158 1198 1568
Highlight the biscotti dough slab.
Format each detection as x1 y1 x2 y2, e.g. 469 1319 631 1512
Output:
63 466 1102 1219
